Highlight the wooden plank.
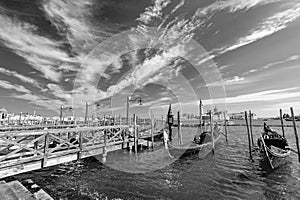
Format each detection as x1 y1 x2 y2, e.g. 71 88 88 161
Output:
7 181 35 200
42 133 49 168
0 125 130 137
34 189 53 200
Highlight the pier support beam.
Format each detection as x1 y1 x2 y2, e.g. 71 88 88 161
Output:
134 114 138 154
210 111 214 154
102 131 107 163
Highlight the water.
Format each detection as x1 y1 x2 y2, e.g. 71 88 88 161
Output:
13 124 300 200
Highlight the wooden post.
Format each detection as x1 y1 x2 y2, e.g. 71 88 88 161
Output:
162 115 164 129
122 128 126 149
210 110 215 154
290 107 300 163
134 114 137 154
244 111 252 161
34 135 38 156
249 110 254 146
223 111 228 142
151 114 154 149
280 109 285 137
126 96 130 125
199 99 203 133
84 102 88 126
77 131 83 160
59 106 63 125
102 131 107 163
178 111 182 145
19 112 22 126
42 132 49 168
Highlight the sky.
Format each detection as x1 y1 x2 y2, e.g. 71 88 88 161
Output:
0 0 300 118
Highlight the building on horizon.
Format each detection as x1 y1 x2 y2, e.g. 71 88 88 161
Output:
228 112 257 120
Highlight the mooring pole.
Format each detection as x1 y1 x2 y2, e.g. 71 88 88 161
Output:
290 107 300 163
113 114 116 126
84 102 88 126
199 99 203 133
280 109 285 137
151 114 154 149
244 111 252 161
210 110 215 154
59 106 63 125
167 104 174 141
19 112 22 126
223 111 228 142
134 114 137 154
126 96 130 125
178 111 182 145
249 110 254 147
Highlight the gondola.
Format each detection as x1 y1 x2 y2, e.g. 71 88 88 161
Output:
166 126 222 158
257 123 291 169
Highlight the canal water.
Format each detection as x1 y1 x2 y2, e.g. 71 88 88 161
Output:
13 123 300 200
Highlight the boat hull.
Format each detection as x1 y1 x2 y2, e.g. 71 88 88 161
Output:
258 137 291 169
167 133 222 158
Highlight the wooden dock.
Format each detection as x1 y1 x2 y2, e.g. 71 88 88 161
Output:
0 125 163 179
0 179 53 200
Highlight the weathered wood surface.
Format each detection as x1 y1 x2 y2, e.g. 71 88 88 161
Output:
0 125 153 179
0 180 53 200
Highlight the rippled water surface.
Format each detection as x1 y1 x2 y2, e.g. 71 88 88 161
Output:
14 125 300 200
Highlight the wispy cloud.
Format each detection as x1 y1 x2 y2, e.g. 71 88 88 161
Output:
42 0 102 54
241 54 300 76
225 76 245 84
198 0 281 15
0 14 76 82
0 67 38 86
205 87 300 105
216 2 300 54
263 55 300 69
137 0 171 24
0 80 31 94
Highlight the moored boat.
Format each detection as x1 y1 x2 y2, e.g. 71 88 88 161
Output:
257 123 291 169
166 124 223 158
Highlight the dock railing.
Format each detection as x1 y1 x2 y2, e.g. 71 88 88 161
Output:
0 125 132 179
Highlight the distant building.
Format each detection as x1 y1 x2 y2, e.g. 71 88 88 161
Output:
228 112 257 120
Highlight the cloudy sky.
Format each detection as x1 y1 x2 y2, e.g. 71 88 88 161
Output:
0 0 300 118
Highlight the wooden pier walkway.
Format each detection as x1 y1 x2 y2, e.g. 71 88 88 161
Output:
0 125 163 179
0 179 53 200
